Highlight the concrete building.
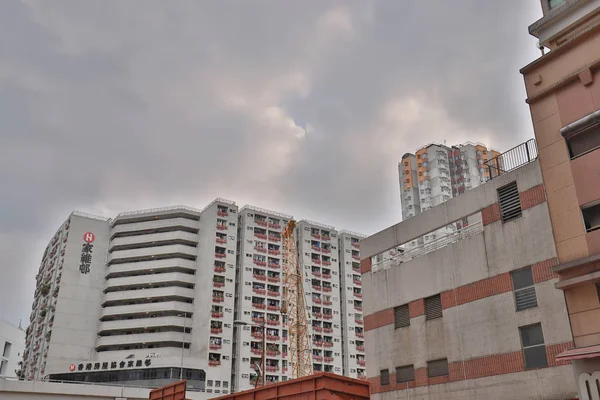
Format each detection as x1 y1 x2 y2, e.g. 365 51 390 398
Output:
232 205 292 391
521 0 600 398
22 200 239 392
337 231 366 380
22 199 364 394
0 319 25 378
400 143 501 247
296 221 344 377
360 156 577 399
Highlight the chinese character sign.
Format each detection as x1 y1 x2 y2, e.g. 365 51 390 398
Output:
80 232 95 274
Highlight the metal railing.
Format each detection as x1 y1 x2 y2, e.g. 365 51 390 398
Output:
483 139 538 180
372 221 483 273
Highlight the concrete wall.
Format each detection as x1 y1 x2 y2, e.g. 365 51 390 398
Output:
0 320 25 378
361 160 576 399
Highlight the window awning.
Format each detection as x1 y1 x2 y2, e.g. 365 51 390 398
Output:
556 345 600 361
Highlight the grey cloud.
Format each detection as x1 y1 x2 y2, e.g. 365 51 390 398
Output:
0 0 541 324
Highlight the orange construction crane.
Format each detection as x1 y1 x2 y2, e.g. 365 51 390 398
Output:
281 220 313 378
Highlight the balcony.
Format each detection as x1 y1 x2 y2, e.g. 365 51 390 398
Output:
323 342 333 348
356 345 365 352
215 252 226 259
352 266 360 273
214 265 226 273
321 248 331 254
216 237 227 244
251 348 262 355
104 272 195 292
312 259 321 265
322 273 331 279
355 306 362 312
322 261 331 266
358 360 366 367
267 305 280 312
217 210 228 217
253 259 267 267
311 233 320 239
216 224 227 231
323 328 333 333
96 332 192 348
209 343 222 350
107 245 197 265
267 263 280 269
312 271 321 278
322 287 332 293
313 355 323 362
110 217 199 238
355 319 363 325
313 326 323 332
351 242 359 248
321 235 330 241
253 303 266 310
255 219 268 227
253 288 266 295
210 327 223 334
268 249 280 256
268 223 281 229
254 246 267 253
313 313 323 319
103 286 194 304
312 298 322 304
213 296 224 303
323 314 333 320
323 300 332 306
254 274 267 281
267 290 279 297
266 319 279 326
100 301 193 320
265 366 279 373
208 360 221 367
354 292 362 298
211 311 224 318
213 281 225 288
266 335 280 341
251 331 264 339
252 317 265 324
105 259 197 279
312 285 321 292
266 350 280 356
355 331 364 338
353 279 361 285
267 276 280 283
311 245 321 252
109 231 198 252
352 254 360 260
98 315 189 335
255 233 267 240
268 235 281 242
313 340 323 347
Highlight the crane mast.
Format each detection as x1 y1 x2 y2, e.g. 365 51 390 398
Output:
281 220 313 378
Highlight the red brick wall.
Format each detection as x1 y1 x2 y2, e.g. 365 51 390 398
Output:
409 299 424 318
364 308 394 331
520 184 547 210
482 203 501 225
368 341 573 394
364 257 559 332
360 257 372 274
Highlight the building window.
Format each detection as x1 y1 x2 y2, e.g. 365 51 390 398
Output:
394 304 410 328
520 323 548 369
380 369 390 385
0 360 6 376
562 111 600 158
2 342 10 358
427 359 449 378
548 0 565 9
425 295 442 320
498 181 522 223
396 365 415 383
511 267 538 311
582 203 600 233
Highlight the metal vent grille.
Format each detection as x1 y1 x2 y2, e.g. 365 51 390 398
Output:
427 359 449 378
511 267 538 311
515 286 538 311
380 369 390 385
396 365 415 383
394 305 410 328
498 181 522 223
425 295 442 320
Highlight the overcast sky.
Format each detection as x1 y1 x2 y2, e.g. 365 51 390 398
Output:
0 0 542 326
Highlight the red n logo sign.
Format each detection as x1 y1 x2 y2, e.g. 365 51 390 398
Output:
83 232 95 243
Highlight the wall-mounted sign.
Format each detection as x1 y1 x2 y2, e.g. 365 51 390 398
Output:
79 232 95 274
72 358 152 372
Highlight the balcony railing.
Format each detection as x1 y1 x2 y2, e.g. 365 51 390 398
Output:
483 139 538 180
372 221 483 273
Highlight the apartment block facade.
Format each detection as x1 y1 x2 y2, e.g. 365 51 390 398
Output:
361 158 577 399
0 319 25 378
21 199 363 396
521 0 600 397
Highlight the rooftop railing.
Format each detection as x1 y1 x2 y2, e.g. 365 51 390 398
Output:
483 139 538 180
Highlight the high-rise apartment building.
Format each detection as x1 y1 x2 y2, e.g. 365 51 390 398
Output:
521 0 600 398
296 221 343 377
0 319 25 378
337 231 366 380
21 199 363 396
399 143 501 246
